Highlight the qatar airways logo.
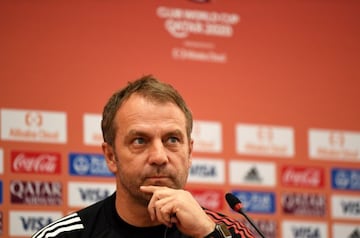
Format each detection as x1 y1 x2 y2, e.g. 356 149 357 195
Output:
244 219 276 238
0 108 67 143
11 151 61 174
309 129 360 161
281 166 324 188
156 6 239 39
10 180 62 205
236 124 294 158
282 192 326 217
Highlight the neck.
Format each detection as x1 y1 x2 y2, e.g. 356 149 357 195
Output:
115 190 160 227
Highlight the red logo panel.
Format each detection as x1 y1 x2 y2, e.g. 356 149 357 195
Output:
188 189 223 210
11 151 61 174
281 165 324 188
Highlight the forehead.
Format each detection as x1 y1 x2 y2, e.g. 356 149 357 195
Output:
115 94 187 132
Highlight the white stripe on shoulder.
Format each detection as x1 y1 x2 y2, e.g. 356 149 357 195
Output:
44 224 85 238
32 213 84 238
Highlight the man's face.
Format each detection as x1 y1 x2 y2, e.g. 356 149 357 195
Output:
108 94 193 205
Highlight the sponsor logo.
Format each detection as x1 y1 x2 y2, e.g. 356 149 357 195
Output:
188 158 225 184
281 165 324 188
0 211 2 235
332 195 360 219
156 6 239 39
156 6 239 63
69 153 113 177
229 160 276 187
10 180 62 205
236 124 294 158
11 150 61 174
244 219 276 238
332 223 360 238
281 192 326 216
332 168 360 191
188 188 223 210
192 120 222 153
309 129 360 161
68 182 115 207
83 113 102 146
172 48 227 63
0 181 2 204
0 108 67 143
9 211 62 236
231 190 275 214
0 148 3 174
282 220 328 238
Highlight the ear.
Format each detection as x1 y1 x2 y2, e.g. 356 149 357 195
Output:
102 142 117 173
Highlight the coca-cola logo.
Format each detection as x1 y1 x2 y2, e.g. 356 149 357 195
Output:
11 151 61 174
281 166 324 188
189 189 222 210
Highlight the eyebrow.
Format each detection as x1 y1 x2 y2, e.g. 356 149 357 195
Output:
126 129 185 139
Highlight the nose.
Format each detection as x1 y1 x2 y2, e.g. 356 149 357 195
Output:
148 139 169 165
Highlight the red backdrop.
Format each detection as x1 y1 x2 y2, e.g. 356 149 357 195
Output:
1 1 359 237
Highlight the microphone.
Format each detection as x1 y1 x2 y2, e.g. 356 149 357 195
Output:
225 193 266 238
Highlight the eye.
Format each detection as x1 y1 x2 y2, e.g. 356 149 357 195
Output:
166 136 180 145
133 137 146 145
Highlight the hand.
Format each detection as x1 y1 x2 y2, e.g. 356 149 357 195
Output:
140 185 215 238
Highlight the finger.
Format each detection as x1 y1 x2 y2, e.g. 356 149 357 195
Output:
151 195 179 227
147 194 158 221
147 190 171 221
154 199 176 227
140 185 167 193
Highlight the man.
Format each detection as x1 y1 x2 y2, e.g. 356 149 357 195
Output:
32 75 254 238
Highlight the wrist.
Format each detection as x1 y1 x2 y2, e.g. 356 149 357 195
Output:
204 223 232 238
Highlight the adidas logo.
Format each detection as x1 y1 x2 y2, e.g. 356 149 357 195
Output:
243 166 262 183
349 228 360 238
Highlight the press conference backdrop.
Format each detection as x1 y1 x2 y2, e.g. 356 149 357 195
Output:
0 1 360 237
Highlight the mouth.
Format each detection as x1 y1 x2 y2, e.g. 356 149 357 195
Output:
144 176 172 185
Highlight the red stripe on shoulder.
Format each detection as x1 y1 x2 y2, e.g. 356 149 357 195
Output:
204 208 255 238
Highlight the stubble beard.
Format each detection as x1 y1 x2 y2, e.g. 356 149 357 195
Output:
118 166 187 207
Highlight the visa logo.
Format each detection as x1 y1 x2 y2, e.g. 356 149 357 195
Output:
21 216 54 231
79 188 110 202
341 201 360 214
190 165 217 177
292 227 320 238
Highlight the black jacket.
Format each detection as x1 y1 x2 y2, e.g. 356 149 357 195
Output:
32 192 254 238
